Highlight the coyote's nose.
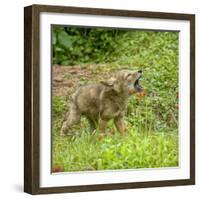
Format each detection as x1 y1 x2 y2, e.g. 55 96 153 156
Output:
138 70 142 74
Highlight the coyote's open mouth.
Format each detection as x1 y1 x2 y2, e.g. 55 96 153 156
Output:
134 74 143 92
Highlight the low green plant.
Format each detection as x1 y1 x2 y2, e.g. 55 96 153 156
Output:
52 128 178 171
52 96 66 117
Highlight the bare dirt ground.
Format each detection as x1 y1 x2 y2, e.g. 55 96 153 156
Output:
52 64 117 97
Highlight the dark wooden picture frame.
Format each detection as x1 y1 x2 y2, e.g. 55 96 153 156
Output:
24 4 195 195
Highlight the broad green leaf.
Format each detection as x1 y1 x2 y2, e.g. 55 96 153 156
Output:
57 30 72 49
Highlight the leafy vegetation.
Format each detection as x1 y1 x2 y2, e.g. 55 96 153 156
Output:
53 129 178 171
52 26 179 172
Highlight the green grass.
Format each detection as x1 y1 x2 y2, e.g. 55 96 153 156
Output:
52 127 178 172
52 95 178 172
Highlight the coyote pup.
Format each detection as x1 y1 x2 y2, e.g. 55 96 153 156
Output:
60 69 143 136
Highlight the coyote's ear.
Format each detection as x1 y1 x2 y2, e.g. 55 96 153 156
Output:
100 77 116 87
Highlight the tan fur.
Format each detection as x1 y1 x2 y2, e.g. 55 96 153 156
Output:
60 69 143 136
